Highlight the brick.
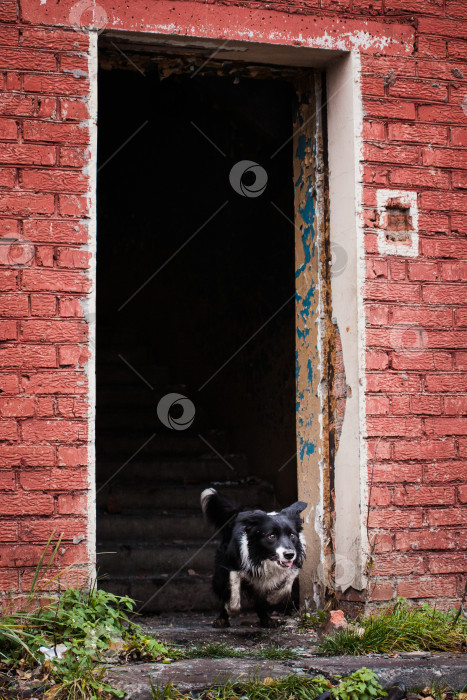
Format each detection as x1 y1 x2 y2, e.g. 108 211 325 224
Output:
0 570 19 590
0 344 56 368
30 294 56 317
444 396 467 414
373 554 425 576
57 445 88 466
368 508 423 528
424 330 467 349
35 245 54 268
370 582 395 601
367 417 422 437
370 487 392 506
23 219 88 245
0 168 15 187
366 351 389 370
21 168 88 194
0 49 56 72
366 305 389 325
392 351 452 372
56 248 90 269
455 350 467 367
60 98 89 121
0 118 17 141
366 373 420 394
19 28 88 52
421 190 467 212
367 439 392 460
59 194 88 217
19 517 87 542
364 143 420 165
0 419 18 440
0 295 28 317
0 521 18 541
373 461 422 483
57 492 87 515
0 320 16 340
22 371 87 395
429 553 467 574
21 320 87 343
0 270 18 290
21 419 87 442
408 263 438 281
58 345 90 367
425 417 467 435
423 285 467 305
23 120 89 145
452 170 467 189
417 15 467 37
423 147 467 169
59 297 84 317
394 439 456 460
459 485 467 502
441 262 467 281
393 485 455 506
373 533 393 553
451 127 467 147
411 395 442 414
418 103 467 124
36 396 54 417
391 306 452 328
363 120 386 141
427 507 466 526
0 471 15 489
397 575 457 598
22 269 90 293
23 74 89 97
448 40 467 61
363 100 417 120
0 397 34 417
423 461 466 482
0 144 55 166
365 282 420 303
395 529 456 551
390 395 411 415
425 373 467 392
59 146 88 168
0 374 19 394
417 59 467 81
0 193 54 215
416 37 446 58
388 79 448 102
0 444 54 468
2 493 53 515
387 122 447 145
20 468 88 491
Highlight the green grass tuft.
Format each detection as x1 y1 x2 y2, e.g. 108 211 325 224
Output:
318 598 467 656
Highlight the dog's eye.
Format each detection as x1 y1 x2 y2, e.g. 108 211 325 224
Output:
267 533 276 540
290 533 296 540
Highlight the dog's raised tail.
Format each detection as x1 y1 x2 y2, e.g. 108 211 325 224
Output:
201 488 240 531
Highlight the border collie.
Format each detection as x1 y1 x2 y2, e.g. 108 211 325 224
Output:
201 488 307 628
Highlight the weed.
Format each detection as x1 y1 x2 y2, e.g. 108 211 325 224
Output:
183 642 299 661
319 599 467 656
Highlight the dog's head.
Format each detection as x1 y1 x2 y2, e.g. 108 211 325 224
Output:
235 501 307 571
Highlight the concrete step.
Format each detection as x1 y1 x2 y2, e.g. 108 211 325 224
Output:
98 574 218 612
97 511 212 542
96 481 274 513
96 540 217 576
96 429 229 458
96 455 248 485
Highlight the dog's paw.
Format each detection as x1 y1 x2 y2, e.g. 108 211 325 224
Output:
213 617 230 628
259 617 280 628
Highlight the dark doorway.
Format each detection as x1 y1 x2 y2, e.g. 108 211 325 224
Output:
96 50 297 612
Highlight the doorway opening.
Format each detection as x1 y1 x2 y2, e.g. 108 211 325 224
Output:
96 43 322 612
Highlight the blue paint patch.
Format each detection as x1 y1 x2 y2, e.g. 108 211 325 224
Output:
299 440 315 460
307 358 313 386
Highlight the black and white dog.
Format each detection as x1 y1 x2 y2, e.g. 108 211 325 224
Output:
201 488 307 628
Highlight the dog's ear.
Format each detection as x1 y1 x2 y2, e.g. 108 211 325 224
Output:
236 509 266 529
280 501 307 527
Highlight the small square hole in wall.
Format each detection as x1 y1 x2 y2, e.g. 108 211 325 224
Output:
376 189 419 257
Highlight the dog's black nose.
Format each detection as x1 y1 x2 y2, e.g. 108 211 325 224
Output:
284 551 295 560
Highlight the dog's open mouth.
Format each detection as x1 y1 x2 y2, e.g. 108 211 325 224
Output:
277 560 294 568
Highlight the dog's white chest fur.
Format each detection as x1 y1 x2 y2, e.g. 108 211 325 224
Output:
227 562 298 612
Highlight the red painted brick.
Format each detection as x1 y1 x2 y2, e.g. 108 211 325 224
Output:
23 120 89 145
427 507 466 526
0 444 54 468
21 168 88 194
30 294 56 317
408 262 438 281
365 282 420 303
0 345 56 368
367 417 422 437
23 219 88 245
455 350 467 368
0 295 28 317
0 143 55 166
36 396 54 417
441 261 467 281
364 143 420 165
0 49 56 72
57 492 87 515
395 529 457 552
429 553 467 575
19 517 87 542
459 485 467 503
425 373 467 392
373 461 422 483
366 351 389 370
373 533 393 553
0 193 54 215
373 554 425 576
444 396 467 414
21 319 87 343
452 170 467 189
368 507 423 528
418 103 467 124
391 306 452 327
59 146 88 168
394 485 455 506
392 351 452 372
60 98 89 121
56 248 91 269
450 127 467 147
22 269 90 293
0 270 18 291
35 245 54 268
59 297 84 317
23 74 89 97
423 147 467 169
425 417 467 435
397 575 457 598
423 285 467 305
388 122 447 145
394 439 456 460
367 439 392 460
366 305 389 325
0 118 18 141
370 487 392 506
57 445 88 467
0 375 19 394
364 100 416 120
58 345 90 367
20 468 88 491
424 330 467 349
0 320 17 340
423 461 466 482
2 493 53 515
411 395 442 414
22 419 86 442
367 373 420 394
22 371 87 395
0 521 18 542
59 194 88 217
370 582 395 601
363 120 386 141
19 28 88 51
0 397 34 417
388 79 448 102
390 395 411 415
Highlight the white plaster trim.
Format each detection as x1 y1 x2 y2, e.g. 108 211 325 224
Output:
376 189 419 257
86 31 98 578
327 51 367 592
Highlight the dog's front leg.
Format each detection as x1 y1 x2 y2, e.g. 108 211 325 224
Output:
255 600 279 628
213 605 230 628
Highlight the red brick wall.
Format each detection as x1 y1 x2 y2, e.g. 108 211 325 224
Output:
0 0 465 608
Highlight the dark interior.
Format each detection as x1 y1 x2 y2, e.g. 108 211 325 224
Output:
96 54 298 611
